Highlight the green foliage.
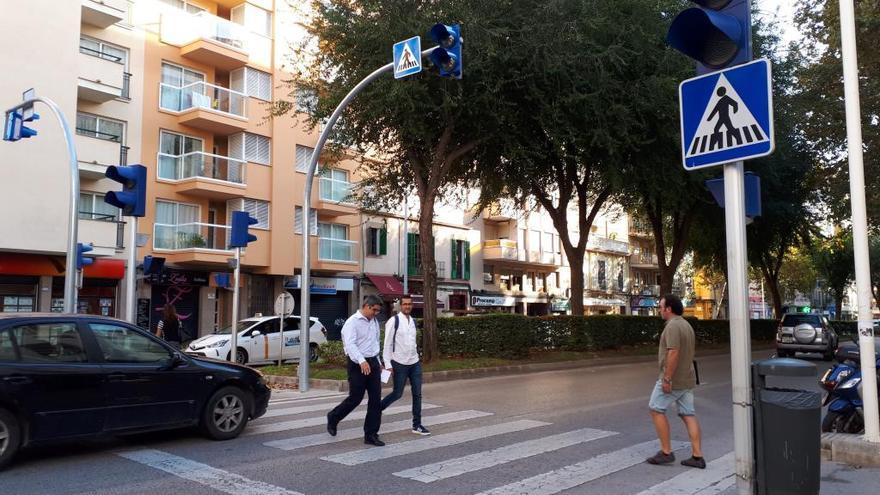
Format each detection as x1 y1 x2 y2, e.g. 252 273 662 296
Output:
436 314 533 359
830 321 858 339
811 230 855 316
318 340 346 366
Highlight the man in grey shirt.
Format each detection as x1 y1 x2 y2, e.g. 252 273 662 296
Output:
327 295 386 446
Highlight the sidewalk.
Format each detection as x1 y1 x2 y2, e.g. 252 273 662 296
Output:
822 431 880 467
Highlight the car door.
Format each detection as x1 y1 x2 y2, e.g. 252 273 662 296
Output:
2 320 105 441
243 320 271 364
89 322 201 432
281 317 302 361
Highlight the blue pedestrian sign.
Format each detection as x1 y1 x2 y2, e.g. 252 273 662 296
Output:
679 58 774 170
393 36 422 79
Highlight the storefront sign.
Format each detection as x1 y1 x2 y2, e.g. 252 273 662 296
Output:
471 295 516 307
584 297 627 307
285 275 354 294
146 269 208 286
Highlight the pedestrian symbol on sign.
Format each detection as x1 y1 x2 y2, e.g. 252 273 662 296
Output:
393 36 422 79
686 75 768 159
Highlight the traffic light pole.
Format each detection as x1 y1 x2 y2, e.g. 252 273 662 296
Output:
299 47 438 392
124 216 138 323
723 161 755 494
839 0 880 443
230 247 241 364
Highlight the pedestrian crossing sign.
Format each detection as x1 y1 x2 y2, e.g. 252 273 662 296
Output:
393 36 422 79
678 58 774 170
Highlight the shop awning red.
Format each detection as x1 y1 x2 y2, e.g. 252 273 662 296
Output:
0 253 125 279
365 274 404 297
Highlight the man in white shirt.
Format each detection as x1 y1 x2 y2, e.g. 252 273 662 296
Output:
380 294 430 435
327 295 386 446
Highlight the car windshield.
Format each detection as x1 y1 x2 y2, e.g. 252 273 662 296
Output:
782 314 821 326
215 321 256 335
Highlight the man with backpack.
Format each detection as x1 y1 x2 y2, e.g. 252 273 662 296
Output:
380 294 430 435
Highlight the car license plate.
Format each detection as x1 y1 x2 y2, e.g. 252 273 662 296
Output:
781 336 794 343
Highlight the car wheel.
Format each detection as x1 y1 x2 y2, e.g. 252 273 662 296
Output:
201 386 252 440
0 408 22 470
226 348 249 365
309 343 319 363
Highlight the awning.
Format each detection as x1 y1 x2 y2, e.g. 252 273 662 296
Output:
365 274 404 297
0 253 124 279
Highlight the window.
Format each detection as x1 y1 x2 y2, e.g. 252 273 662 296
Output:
79 36 127 66
597 260 607 290
159 0 205 15
76 113 125 143
407 232 422 276
228 198 269 229
232 3 272 37
3 295 35 313
318 223 352 261
158 130 203 180
80 192 120 221
160 62 205 111
245 133 270 164
90 324 170 363
11 323 87 363
529 230 541 253
319 169 351 203
0 330 16 361
154 200 200 249
543 232 555 253
450 239 471 280
294 207 318 235
295 145 316 173
231 68 272 101
366 227 387 256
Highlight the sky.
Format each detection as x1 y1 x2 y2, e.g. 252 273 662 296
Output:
755 0 801 46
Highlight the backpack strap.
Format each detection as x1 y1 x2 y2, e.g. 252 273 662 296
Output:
392 314 400 353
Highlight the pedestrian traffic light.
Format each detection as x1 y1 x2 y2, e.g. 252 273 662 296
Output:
76 243 94 270
143 255 165 275
428 23 462 79
667 0 752 74
229 210 258 248
104 164 146 217
3 109 38 142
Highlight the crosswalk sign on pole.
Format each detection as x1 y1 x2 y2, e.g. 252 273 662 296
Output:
393 36 422 79
678 58 774 170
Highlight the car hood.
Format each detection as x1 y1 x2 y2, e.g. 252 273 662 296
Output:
189 333 237 348
189 355 259 375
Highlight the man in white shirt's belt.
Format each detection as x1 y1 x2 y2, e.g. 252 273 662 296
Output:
327 294 386 446
380 294 430 435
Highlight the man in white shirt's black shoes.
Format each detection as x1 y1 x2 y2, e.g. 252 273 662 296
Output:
327 295 386 446
380 294 430 435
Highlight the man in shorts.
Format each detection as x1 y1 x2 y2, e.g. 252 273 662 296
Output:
646 294 705 469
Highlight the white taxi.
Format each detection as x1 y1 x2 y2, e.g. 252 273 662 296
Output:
185 315 326 365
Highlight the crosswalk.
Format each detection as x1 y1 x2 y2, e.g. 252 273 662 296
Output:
115 391 737 495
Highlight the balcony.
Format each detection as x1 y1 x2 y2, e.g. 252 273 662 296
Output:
161 11 249 71
81 0 126 28
75 133 127 179
483 199 516 222
483 240 559 269
317 176 357 216
160 82 248 134
587 236 630 255
78 213 124 256
630 252 660 268
312 237 358 272
157 152 246 199
153 222 233 265
483 239 518 261
633 284 661 296
77 48 125 103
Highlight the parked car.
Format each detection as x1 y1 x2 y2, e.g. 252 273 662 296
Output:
0 313 270 470
775 313 838 360
185 315 326 365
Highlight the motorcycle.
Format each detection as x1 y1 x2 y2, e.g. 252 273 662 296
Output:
819 338 880 433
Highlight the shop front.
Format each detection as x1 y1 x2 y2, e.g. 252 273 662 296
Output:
287 275 353 341
631 295 659 316
583 297 627 315
146 269 208 341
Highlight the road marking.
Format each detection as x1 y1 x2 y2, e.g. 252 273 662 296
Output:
245 403 441 436
394 427 618 483
633 451 735 495
263 410 494 450
268 392 346 405
472 440 689 495
117 449 302 495
323 420 551 466
261 401 360 419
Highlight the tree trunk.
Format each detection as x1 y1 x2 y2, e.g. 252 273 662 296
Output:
764 272 783 319
834 289 844 320
418 195 440 363
658 266 675 298
568 253 585 315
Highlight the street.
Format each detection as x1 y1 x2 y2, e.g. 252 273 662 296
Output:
1 350 877 494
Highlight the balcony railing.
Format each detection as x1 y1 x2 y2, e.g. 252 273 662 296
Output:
319 177 352 203
631 253 659 265
120 145 129 166
587 236 630 255
76 127 122 143
319 238 357 262
157 151 246 184
79 212 125 249
122 72 131 99
159 82 247 118
191 11 248 51
154 222 231 251
79 45 123 63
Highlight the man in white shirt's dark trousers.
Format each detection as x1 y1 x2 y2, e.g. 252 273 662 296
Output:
327 295 386 446
380 294 430 435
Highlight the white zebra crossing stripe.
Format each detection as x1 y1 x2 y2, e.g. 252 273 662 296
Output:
245 403 441 436
394 427 618 483
268 393 346 405
322 420 551 466
263 410 494 450
633 452 735 495
472 440 689 495
261 401 356 419
117 449 302 495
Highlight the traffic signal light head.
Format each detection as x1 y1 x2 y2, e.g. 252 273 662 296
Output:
229 210 258 248
667 0 752 73
76 243 94 270
143 255 165 275
105 164 146 217
3 109 39 142
429 23 462 79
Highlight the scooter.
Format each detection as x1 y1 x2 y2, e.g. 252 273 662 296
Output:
820 339 880 433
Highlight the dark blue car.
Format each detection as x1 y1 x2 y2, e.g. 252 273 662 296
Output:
0 313 271 469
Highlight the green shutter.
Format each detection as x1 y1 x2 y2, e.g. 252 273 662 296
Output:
463 241 471 280
407 233 419 276
450 241 459 279
379 228 387 255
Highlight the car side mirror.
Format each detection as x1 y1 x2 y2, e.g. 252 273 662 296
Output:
165 352 187 369
252 330 261 337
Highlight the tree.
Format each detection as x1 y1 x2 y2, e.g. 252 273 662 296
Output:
776 247 817 312
811 230 855 319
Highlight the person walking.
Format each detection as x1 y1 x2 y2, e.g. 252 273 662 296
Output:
327 295 386 446
380 295 430 435
646 294 705 469
155 304 182 350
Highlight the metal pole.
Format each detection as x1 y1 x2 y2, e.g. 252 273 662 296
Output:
230 247 241 363
124 216 138 323
723 161 755 494
299 46 439 392
839 0 880 442
403 192 409 294
278 306 284 367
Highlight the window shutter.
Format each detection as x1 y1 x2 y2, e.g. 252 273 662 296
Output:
379 228 387 255
294 207 303 234
246 68 271 101
464 241 471 280
245 133 270 165
309 208 317 236
295 145 313 173
228 133 244 160
450 241 459 279
407 233 419 277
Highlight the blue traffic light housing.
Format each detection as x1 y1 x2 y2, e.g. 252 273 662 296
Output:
705 172 762 218
3 110 39 142
76 243 94 270
143 255 165 275
429 23 462 79
105 164 147 217
229 210 258 248
667 0 752 73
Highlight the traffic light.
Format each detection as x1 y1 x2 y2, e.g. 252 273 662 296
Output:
229 210 258 248
143 255 165 275
76 243 94 270
3 109 38 142
667 0 752 74
104 164 146 217
429 23 462 79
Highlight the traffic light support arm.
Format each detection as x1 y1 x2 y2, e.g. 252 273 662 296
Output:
299 46 438 392
4 97 80 313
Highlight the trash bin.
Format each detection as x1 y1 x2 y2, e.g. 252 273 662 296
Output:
752 358 821 495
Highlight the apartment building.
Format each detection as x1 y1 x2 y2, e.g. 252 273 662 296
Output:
628 216 662 315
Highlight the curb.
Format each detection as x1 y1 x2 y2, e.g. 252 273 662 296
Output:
821 432 880 467
265 343 775 392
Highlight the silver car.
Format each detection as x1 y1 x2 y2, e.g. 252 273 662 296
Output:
776 313 838 360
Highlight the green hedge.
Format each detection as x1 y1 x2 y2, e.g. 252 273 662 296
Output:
436 313 532 359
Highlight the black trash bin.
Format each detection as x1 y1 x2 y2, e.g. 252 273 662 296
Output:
752 358 821 495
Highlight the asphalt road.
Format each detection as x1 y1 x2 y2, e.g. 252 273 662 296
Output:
1 348 877 494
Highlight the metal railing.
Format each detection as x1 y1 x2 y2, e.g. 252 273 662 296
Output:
76 127 122 143
79 45 123 63
122 72 131 99
153 222 231 251
318 238 357 262
631 253 659 265
318 176 352 203
78 212 125 249
192 11 248 51
157 151 246 184
119 145 129 166
159 82 247 118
